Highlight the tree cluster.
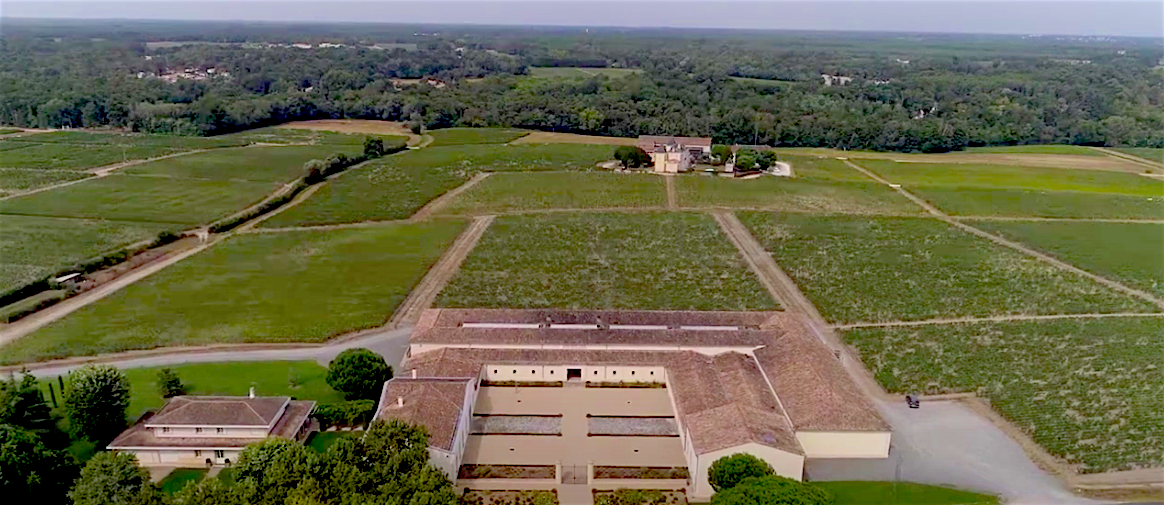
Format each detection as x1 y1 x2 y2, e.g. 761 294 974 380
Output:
708 454 834 505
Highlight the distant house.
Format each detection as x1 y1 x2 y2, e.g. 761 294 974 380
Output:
53 272 83 289
820 74 854 86
636 136 712 173
108 392 315 467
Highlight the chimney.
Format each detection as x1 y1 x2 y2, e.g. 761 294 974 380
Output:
411 369 418 379
397 396 404 407
249 386 255 398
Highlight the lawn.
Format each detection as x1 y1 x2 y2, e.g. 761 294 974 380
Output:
427 127 529 146
674 177 921 215
0 215 170 293
123 145 353 182
0 221 466 363
814 481 998 505
0 174 279 224
843 317 1164 472
157 468 207 493
443 172 666 214
1113 147 1164 163
306 431 360 453
0 168 90 193
0 128 21 135
529 67 641 79
911 187 1164 219
437 212 778 310
973 221 1164 298
963 145 1102 156
260 144 613 226
736 212 1154 324
856 160 1164 196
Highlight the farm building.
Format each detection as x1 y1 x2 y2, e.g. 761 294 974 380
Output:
107 392 315 467
637 136 712 173
376 309 891 502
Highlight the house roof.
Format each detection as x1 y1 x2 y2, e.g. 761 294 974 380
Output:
108 400 314 450
373 378 472 451
146 396 290 427
411 326 773 348
637 135 712 147
420 308 778 330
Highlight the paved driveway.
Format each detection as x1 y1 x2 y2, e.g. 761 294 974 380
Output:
807 399 1103 505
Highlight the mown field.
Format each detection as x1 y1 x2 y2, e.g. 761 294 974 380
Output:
779 154 874 182
973 221 1164 298
0 143 182 170
737 212 1154 323
0 174 278 224
443 172 666 214
437 212 778 310
123 145 352 182
528 67 641 79
427 127 529 146
962 145 1102 156
0 168 90 194
260 144 613 226
675 177 920 215
0 221 466 364
0 215 170 293
843 317 1164 473
814 481 999 505
0 128 22 135
1113 147 1164 162
911 187 1164 219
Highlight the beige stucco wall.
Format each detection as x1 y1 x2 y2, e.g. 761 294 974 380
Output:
152 426 268 438
481 364 667 383
794 431 891 459
429 446 459 479
689 444 805 501
125 449 241 467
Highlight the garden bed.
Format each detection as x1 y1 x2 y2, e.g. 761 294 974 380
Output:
593 489 685 505
588 416 678 436
594 467 689 480
586 381 666 388
481 380 563 387
458 465 557 480
472 415 562 435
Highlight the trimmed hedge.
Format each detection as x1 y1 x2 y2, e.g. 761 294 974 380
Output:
0 290 67 323
209 180 307 233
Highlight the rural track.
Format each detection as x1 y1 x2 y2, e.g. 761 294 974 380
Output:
955 216 1164 224
664 175 678 209
832 312 1164 330
410 172 492 220
1086 146 1164 173
386 215 494 329
841 158 1164 311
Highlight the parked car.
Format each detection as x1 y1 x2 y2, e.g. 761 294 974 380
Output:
906 395 920 409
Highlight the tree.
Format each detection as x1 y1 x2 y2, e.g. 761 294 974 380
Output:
708 453 774 491
0 425 77 504
732 149 758 172
710 476 833 505
303 159 327 184
156 368 185 399
326 348 393 400
711 144 733 165
363 137 385 158
0 374 54 433
614 146 651 168
755 151 777 170
69 452 163 505
65 365 130 443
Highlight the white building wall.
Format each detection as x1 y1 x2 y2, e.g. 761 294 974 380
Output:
795 431 891 459
689 443 805 502
153 427 267 438
125 448 241 468
428 447 459 479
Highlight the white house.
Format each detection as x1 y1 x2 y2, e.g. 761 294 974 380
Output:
637 136 712 173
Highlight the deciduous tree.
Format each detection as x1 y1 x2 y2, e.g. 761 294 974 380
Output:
325 348 393 401
69 452 163 505
0 425 77 504
156 368 185 399
65 365 130 443
708 453 774 491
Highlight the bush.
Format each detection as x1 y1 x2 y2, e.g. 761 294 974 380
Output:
710 476 833 505
312 400 376 429
150 230 181 248
326 348 393 400
614 145 651 168
208 180 307 233
156 368 185 398
65 365 130 443
364 137 385 158
709 453 774 491
595 489 668 505
0 290 66 323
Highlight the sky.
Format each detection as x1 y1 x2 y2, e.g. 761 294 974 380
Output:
2 1 1162 38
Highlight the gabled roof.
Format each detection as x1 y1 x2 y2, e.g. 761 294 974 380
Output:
146 396 290 427
637 135 713 147
109 400 314 450
373 378 472 451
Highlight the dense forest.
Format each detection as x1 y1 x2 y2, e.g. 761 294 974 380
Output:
1 19 1162 151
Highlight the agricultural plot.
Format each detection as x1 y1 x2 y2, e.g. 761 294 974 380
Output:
0 143 180 170
0 221 466 363
778 154 873 182
427 127 529 146
260 144 613 226
974 221 1164 298
0 168 90 194
123 145 351 182
5 131 248 149
857 160 1164 196
737 212 1154 324
674 177 920 215
843 317 1164 472
963 145 1102 156
1113 147 1164 163
911 187 1164 219
0 128 22 135
443 172 666 214
437 212 778 310
0 174 278 225
529 67 641 78
0 215 169 293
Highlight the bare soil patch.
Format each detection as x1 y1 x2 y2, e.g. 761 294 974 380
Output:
458 464 556 479
278 120 420 145
593 467 689 480
512 131 638 146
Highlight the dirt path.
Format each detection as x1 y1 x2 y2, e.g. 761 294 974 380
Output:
842 158 1164 311
1087 146 1164 173
664 175 677 209
955 216 1164 224
386 215 494 328
410 172 491 220
832 312 1164 330
0 128 53 140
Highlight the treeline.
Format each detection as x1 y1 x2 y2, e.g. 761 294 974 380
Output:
1 23 1162 151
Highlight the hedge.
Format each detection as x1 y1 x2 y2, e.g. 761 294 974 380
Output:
312 400 376 429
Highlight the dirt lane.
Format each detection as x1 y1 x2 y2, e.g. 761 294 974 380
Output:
1087 146 1164 173
664 175 677 209
411 172 492 220
386 215 494 328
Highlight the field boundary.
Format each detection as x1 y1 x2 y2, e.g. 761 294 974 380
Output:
842 158 1164 311
411 172 492 220
664 175 677 209
387 215 495 328
831 312 1164 330
1087 146 1164 173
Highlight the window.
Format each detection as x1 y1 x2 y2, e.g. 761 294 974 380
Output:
214 450 225 458
195 428 202 433
631 371 636 375
650 371 655 375
162 427 170 433
612 371 617 375
195 450 201 457
217 428 224 434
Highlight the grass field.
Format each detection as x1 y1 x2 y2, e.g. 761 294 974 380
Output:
443 172 666 214
0 128 21 135
814 481 999 505
0 143 180 170
0 221 466 363
0 168 90 193
843 317 1164 472
779 154 874 182
674 177 921 215
158 468 207 494
963 145 1102 156
1113 147 1164 163
437 212 778 310
857 160 1164 196
123 145 352 182
529 67 641 79
306 431 360 453
911 187 1164 219
260 144 614 226
0 215 170 293
973 221 1164 298
774 147 1143 173
427 127 529 146
0 174 279 224
737 212 1154 324
6 131 247 149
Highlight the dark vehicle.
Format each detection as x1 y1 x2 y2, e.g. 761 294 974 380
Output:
906 395 920 409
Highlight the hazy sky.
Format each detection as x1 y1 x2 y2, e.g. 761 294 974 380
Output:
2 1 1162 38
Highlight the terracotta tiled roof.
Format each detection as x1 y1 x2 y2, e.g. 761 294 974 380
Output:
411 326 772 348
422 309 778 329
146 396 290 427
637 135 713 147
373 378 471 451
109 400 314 449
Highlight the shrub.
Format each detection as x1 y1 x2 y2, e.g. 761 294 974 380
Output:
614 145 651 168
156 368 185 398
0 290 66 323
65 365 130 443
709 453 774 491
150 230 181 248
710 476 833 505
326 348 393 400
364 137 385 158
208 180 307 233
312 400 376 429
